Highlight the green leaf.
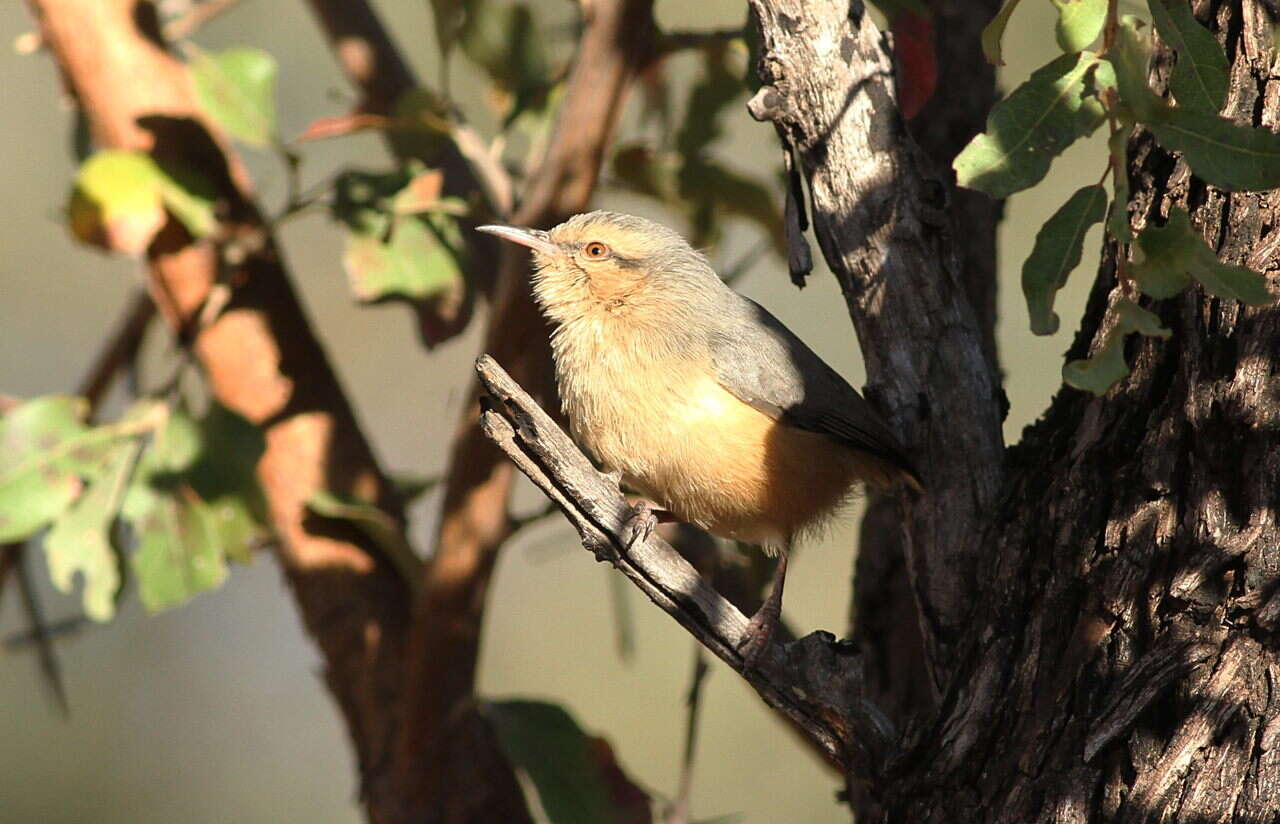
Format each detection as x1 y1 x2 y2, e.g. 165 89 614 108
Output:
981 0 1022 66
131 491 227 612
0 397 158 543
486 700 644 824
1148 0 1227 114
1108 16 1162 121
333 168 466 303
44 440 139 621
1107 124 1133 240
68 151 216 253
1132 208 1274 304
121 404 263 612
1147 107 1280 192
1022 184 1108 335
1051 0 1107 53
190 46 278 148
306 490 421 587
185 403 268 563
954 52 1108 197
1063 299 1171 394
0 397 89 542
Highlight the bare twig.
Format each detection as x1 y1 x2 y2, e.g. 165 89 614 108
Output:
654 27 744 58
668 644 710 824
78 289 155 413
476 355 897 779
162 0 242 41
14 548 69 716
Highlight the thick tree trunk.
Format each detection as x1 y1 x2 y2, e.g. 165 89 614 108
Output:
868 2 1280 821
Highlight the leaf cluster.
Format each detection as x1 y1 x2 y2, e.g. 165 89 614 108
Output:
965 0 1276 394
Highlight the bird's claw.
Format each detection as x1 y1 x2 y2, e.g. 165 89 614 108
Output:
620 500 659 555
738 602 780 672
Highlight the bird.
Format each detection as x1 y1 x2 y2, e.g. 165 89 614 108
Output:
478 211 920 666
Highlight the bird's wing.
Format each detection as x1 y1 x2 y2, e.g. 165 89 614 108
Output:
709 296 920 485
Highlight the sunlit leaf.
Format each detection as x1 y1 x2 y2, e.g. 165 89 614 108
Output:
1051 0 1107 53
1022 184 1107 335
190 46 278 148
1132 208 1274 304
1063 299 1171 394
68 151 216 254
954 52 1107 197
0 397 158 543
44 440 139 621
332 167 466 304
1148 0 1227 114
0 396 90 542
981 0 1023 66
486 700 651 824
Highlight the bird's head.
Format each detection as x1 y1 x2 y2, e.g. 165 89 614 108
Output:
478 211 718 325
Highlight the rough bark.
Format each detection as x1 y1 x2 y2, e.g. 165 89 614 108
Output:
851 0 1004 729
746 0 1006 694
875 3 1280 820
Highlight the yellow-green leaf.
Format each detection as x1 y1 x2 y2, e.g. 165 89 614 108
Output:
1051 0 1107 53
68 150 215 253
981 0 1023 66
190 46 278 148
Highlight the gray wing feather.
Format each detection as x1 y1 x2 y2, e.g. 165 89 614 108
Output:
709 295 918 481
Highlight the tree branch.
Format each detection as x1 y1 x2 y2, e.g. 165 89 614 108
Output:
394 0 657 807
476 355 895 781
850 0 1004 732
746 0 1005 690
20 3 484 820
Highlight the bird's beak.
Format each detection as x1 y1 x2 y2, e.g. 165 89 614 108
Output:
476 224 557 256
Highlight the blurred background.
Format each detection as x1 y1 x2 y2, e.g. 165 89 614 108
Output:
0 1 1103 821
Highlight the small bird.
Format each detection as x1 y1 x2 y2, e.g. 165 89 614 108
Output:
479 212 920 665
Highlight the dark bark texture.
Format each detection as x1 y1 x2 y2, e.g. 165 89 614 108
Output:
865 1 1280 821
742 0 1280 821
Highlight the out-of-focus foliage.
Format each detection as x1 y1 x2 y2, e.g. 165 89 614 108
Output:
968 1 1277 394
0 396 267 620
68 150 216 253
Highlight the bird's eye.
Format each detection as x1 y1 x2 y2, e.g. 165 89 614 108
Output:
583 241 610 259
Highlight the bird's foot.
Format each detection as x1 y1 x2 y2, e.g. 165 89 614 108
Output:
619 500 675 555
621 500 659 555
738 600 781 672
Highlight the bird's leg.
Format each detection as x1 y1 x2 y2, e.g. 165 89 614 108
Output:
738 542 789 671
620 499 677 554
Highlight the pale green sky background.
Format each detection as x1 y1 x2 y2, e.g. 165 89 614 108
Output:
0 1 1102 822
